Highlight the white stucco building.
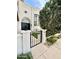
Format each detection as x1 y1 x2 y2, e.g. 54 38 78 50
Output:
17 0 46 55
17 0 41 32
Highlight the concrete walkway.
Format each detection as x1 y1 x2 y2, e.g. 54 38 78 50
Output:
31 39 61 59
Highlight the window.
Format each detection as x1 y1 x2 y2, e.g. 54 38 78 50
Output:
34 14 38 26
21 22 30 30
24 11 27 13
21 17 30 30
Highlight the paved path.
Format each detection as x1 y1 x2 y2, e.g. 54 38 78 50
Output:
31 39 61 59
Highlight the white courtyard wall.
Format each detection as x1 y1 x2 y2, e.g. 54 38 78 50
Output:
22 31 31 54
17 31 31 55
17 33 23 55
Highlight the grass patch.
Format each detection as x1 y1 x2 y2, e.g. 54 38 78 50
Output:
46 33 61 45
47 33 61 45
46 36 57 45
17 52 33 59
32 32 39 39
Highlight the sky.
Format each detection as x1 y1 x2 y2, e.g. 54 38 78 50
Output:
24 0 49 9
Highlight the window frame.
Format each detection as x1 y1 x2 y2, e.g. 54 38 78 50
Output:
34 14 38 26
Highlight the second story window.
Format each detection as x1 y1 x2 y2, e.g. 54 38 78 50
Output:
34 14 38 26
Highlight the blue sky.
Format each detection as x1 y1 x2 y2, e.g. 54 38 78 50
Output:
24 0 49 9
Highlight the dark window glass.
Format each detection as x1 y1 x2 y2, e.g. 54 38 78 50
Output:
24 11 27 13
21 22 30 30
34 14 38 26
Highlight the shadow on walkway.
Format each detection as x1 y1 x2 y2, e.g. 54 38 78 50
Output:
31 39 61 59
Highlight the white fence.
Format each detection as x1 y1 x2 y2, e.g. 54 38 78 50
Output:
17 31 31 55
17 30 46 55
17 33 23 55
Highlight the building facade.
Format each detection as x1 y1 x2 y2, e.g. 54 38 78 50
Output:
17 0 40 32
17 0 46 55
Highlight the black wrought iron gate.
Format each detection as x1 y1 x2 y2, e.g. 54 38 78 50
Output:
30 31 42 48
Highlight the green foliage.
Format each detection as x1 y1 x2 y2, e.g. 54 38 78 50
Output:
46 36 58 44
32 32 39 39
39 0 61 36
46 33 60 45
17 52 33 59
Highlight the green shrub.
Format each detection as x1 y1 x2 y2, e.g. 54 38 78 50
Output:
46 36 58 44
32 32 39 39
39 0 61 37
17 52 33 59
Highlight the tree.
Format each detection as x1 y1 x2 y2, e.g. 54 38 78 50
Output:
39 0 61 36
